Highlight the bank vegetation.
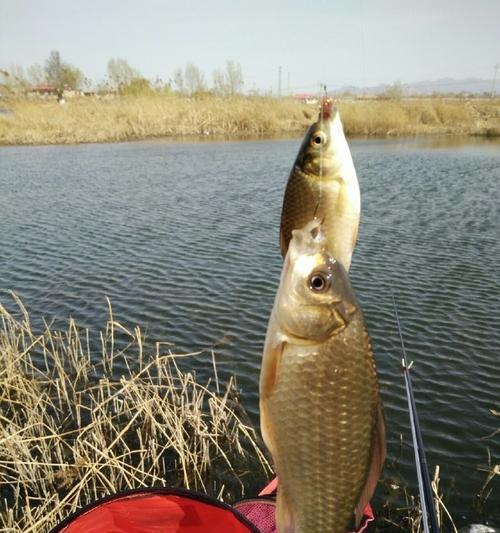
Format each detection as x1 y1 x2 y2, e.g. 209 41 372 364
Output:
0 293 271 532
0 294 496 531
0 95 499 145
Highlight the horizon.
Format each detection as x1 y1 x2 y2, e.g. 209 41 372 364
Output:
1 0 499 93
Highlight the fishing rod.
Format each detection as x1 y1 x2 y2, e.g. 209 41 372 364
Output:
393 296 440 533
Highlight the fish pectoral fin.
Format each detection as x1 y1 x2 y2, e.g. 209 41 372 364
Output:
260 340 285 399
259 340 285 458
276 485 296 533
354 402 387 528
259 399 276 458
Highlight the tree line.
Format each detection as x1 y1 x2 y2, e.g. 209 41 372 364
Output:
2 51 85 93
1 51 244 96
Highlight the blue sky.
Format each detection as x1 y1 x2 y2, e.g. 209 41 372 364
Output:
1 0 498 92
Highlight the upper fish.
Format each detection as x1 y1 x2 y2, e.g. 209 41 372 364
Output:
280 99 360 272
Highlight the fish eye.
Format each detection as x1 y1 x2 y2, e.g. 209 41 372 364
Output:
309 272 330 293
311 131 327 147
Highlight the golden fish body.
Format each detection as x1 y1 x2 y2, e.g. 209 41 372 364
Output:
280 100 360 272
260 221 385 533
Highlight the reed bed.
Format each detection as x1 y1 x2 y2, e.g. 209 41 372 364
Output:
0 95 312 145
0 293 271 532
0 95 498 145
338 98 500 137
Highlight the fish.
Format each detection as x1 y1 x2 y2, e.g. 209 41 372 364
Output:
260 220 385 533
279 99 360 272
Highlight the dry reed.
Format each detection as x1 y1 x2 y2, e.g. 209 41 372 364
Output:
377 464 461 533
337 98 500 137
0 95 313 145
0 95 498 146
0 293 272 532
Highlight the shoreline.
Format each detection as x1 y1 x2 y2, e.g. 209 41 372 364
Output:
2 136 500 154
0 95 499 146
1 130 499 150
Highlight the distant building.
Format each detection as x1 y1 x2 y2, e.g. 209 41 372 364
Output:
28 84 82 99
28 84 59 97
293 93 319 105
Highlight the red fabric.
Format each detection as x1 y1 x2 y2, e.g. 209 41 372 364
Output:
234 500 277 533
252 478 375 533
59 492 255 533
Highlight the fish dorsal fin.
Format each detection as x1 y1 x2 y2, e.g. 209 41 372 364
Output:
354 401 386 527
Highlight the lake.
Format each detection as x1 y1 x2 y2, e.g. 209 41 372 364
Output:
1 135 499 526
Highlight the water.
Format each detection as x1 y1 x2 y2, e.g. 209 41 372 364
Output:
1 136 499 526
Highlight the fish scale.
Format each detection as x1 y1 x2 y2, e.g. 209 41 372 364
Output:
267 312 379 533
260 221 385 533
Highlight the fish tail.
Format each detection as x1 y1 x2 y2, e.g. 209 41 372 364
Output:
276 486 296 533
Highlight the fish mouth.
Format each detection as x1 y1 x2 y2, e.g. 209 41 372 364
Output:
290 220 327 255
319 98 338 121
308 219 324 241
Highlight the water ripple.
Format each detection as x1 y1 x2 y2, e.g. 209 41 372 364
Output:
1 138 499 524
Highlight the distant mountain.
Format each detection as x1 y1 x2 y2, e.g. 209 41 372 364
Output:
335 78 494 96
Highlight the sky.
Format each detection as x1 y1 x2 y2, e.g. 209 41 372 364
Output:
0 0 499 93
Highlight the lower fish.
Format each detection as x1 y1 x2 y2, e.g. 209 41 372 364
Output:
260 220 385 533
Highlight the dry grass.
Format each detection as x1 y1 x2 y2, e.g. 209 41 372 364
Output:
0 95 498 145
380 460 497 533
0 95 313 145
337 98 500 137
0 293 271 532
376 425 498 533
378 464 459 533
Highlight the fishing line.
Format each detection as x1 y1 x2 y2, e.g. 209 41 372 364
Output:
319 83 325 190
393 295 440 533
314 84 329 226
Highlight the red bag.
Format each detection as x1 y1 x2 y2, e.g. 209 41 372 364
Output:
50 488 260 533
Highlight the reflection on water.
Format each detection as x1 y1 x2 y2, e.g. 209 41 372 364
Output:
351 134 500 152
0 136 499 526
414 134 500 150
